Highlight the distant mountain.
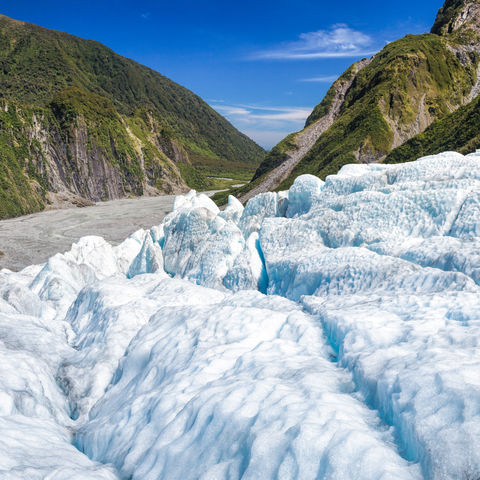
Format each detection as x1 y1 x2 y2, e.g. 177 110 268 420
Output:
224 0 480 204
0 14 264 219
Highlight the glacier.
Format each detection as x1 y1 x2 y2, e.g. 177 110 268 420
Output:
0 151 479 479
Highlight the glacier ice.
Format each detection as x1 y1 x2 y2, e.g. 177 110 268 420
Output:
162 207 244 289
0 279 119 478
238 191 279 237
218 194 244 223
0 151 479 479
127 233 165 278
76 287 420 480
303 290 480 479
286 174 324 218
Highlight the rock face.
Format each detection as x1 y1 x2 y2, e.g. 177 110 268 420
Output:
233 0 480 200
385 91 480 164
431 0 480 35
0 95 188 219
27 99 187 201
0 15 264 219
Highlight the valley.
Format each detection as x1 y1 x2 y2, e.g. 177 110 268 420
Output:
0 1 480 479
0 195 176 270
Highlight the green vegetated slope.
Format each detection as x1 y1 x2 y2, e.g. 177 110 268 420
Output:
0 102 45 218
277 33 477 189
250 133 298 182
0 14 264 218
385 94 480 163
230 0 480 201
304 64 359 128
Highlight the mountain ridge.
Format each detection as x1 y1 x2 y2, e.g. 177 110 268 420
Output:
0 14 264 219
219 0 480 204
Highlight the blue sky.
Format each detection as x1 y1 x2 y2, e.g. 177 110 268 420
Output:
1 0 444 149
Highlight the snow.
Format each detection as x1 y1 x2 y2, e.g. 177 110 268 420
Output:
0 151 479 479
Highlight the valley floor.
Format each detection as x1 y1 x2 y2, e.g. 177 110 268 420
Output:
0 195 177 271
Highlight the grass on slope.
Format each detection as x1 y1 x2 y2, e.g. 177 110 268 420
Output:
0 102 46 218
250 133 298 182
274 33 478 189
304 64 356 127
0 15 264 167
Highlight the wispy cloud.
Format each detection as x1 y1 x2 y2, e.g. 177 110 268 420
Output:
212 104 312 123
214 106 251 116
299 75 340 83
211 103 312 149
140 12 151 19
250 24 376 60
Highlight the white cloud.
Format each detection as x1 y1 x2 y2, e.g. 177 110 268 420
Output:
211 103 312 149
300 75 339 83
212 104 312 123
249 109 311 121
250 24 376 60
214 106 251 116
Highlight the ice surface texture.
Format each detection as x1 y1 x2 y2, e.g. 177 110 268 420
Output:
0 151 479 479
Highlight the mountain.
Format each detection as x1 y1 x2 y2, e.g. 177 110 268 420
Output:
0 14 264 219
223 0 480 204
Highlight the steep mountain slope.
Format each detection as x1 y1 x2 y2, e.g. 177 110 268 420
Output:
225 0 480 203
237 59 371 203
385 93 480 163
0 14 264 219
431 0 480 35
